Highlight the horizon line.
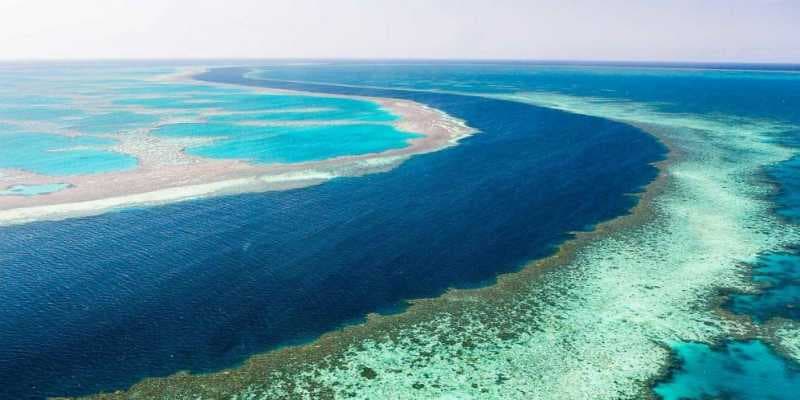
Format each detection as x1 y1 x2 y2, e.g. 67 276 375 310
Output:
1 57 799 66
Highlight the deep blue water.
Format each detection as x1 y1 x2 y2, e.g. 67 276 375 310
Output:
249 63 800 124
0 66 664 398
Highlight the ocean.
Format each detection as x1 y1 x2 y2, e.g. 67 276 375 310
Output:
2 61 800 399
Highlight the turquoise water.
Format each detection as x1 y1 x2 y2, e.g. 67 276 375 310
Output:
109 83 243 96
0 131 136 176
0 183 71 196
728 253 800 322
68 111 160 134
116 92 395 122
0 65 410 177
113 96 229 110
191 123 418 163
154 122 417 163
152 122 267 138
206 106 395 123
772 156 800 222
0 95 70 106
0 106 84 121
125 84 409 164
654 341 800 400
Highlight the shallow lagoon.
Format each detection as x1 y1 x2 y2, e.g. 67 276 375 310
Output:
155 122 419 163
0 66 413 179
67 111 160 134
0 131 136 176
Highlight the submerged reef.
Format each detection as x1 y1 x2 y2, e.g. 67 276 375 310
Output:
727 252 800 323
654 341 800 400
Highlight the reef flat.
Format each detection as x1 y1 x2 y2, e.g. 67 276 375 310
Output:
0 67 473 226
